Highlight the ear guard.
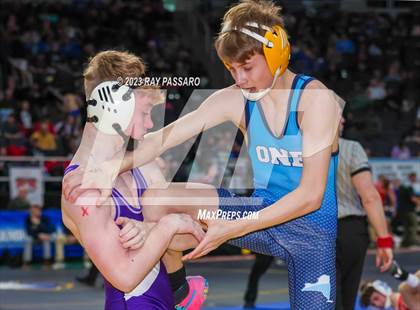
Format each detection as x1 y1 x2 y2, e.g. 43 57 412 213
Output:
221 22 291 77
86 81 135 136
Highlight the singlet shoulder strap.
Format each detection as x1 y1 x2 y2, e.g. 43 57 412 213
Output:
284 75 315 135
132 167 148 205
64 164 79 176
244 99 257 145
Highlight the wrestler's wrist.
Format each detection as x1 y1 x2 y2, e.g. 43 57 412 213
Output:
235 219 256 237
155 219 177 240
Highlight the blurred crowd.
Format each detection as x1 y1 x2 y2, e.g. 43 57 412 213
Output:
0 0 208 164
0 1 418 201
279 6 420 157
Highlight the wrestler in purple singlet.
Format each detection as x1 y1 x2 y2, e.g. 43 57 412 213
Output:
65 164 174 310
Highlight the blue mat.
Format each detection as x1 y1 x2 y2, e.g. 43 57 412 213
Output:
204 297 392 310
205 302 291 310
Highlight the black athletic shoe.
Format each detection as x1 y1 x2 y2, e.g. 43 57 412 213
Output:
390 260 409 281
243 301 255 308
76 276 96 287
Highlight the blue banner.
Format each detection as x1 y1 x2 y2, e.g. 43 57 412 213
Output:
0 210 82 257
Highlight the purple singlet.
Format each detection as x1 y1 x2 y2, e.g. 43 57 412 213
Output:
64 165 174 309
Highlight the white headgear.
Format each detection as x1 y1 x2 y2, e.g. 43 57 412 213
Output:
372 280 392 308
87 81 135 138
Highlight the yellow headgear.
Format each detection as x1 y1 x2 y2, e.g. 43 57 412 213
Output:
221 22 291 77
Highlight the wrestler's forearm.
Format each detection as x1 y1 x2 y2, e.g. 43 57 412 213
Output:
168 234 198 252
121 132 162 173
238 187 322 235
116 220 177 292
121 102 228 173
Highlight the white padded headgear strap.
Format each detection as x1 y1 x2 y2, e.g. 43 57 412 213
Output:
221 21 282 101
372 280 392 308
372 280 392 297
87 81 135 136
221 21 274 48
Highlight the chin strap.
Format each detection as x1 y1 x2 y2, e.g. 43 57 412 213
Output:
112 123 130 146
240 67 280 101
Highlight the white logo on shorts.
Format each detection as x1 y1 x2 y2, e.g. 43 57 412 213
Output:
301 274 333 303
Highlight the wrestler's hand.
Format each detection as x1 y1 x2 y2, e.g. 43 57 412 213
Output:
116 217 152 250
160 214 205 243
182 218 240 261
62 160 119 206
376 247 393 272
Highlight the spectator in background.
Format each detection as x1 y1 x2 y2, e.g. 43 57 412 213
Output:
385 61 402 83
55 114 81 155
0 146 8 177
375 175 397 212
347 82 371 111
392 172 420 247
19 100 33 136
23 204 54 266
391 141 411 159
30 119 57 155
52 226 85 270
7 186 31 210
61 94 81 118
390 179 401 217
367 71 387 102
2 114 27 156
405 129 420 156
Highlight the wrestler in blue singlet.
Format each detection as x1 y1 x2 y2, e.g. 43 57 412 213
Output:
218 74 338 309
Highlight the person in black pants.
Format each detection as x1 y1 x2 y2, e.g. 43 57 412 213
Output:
243 253 274 308
76 264 99 287
335 133 393 310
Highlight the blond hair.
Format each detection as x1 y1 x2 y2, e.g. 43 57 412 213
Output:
215 0 285 64
83 50 146 83
84 50 164 105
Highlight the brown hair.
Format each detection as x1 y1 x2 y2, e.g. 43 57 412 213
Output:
215 0 285 65
359 282 376 307
83 50 146 86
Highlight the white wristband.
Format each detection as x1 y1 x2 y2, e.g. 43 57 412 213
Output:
407 274 420 288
